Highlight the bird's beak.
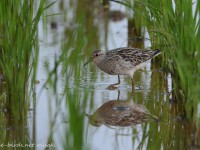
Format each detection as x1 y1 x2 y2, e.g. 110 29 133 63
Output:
85 113 92 119
83 57 93 67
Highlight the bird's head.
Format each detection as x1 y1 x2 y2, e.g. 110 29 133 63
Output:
92 50 106 64
85 113 102 127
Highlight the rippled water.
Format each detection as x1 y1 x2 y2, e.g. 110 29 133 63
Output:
1 0 199 150
36 1 197 150
36 1 170 149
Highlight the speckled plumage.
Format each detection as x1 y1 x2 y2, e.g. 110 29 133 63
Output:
92 47 160 77
92 47 161 90
88 100 159 127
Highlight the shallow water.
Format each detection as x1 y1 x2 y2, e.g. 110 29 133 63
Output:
0 0 199 150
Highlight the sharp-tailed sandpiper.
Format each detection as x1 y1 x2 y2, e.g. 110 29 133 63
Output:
92 47 161 90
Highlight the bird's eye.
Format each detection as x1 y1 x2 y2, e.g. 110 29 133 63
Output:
95 53 99 57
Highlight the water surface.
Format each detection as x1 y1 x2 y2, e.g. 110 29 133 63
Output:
0 0 199 150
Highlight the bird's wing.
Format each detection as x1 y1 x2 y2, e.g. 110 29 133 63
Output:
106 48 158 66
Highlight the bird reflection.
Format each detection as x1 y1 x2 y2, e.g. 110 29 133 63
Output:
108 10 126 22
87 96 159 127
98 5 126 22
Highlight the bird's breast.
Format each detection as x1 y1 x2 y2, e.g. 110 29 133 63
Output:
96 59 134 76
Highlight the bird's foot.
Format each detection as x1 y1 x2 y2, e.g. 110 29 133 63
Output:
106 84 119 90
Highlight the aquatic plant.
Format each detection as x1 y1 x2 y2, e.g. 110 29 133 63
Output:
142 0 200 117
0 0 53 119
118 0 200 118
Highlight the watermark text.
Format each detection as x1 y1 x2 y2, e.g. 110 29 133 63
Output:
0 142 56 148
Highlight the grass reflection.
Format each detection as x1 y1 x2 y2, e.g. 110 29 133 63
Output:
42 1 100 150
0 0 199 150
42 0 200 149
0 0 52 149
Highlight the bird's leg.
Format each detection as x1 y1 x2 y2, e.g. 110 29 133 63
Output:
131 78 134 95
117 90 120 100
117 75 120 85
106 75 120 90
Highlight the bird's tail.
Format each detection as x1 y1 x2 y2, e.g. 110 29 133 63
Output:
153 49 161 56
